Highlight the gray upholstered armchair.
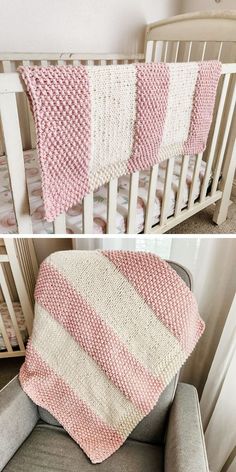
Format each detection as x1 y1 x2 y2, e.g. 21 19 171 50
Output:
0 262 209 472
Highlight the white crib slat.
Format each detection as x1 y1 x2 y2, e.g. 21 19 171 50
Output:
211 80 236 195
144 165 159 233
127 172 139 234
2 60 12 72
2 61 14 156
41 60 49 66
0 121 4 156
27 239 39 279
163 42 169 62
0 73 24 93
14 239 35 306
22 60 36 149
145 41 153 63
187 41 192 62
213 139 236 224
1 263 16 306
83 193 93 233
151 41 157 62
53 213 67 234
217 42 223 60
0 265 25 351
174 155 189 216
201 42 207 60
174 41 180 62
188 153 203 209
4 239 34 335
0 93 32 234
200 73 230 202
160 158 175 226
0 307 13 352
107 179 118 234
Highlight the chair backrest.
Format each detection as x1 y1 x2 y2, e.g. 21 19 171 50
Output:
38 260 192 445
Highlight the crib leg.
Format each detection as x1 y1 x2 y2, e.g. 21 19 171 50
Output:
213 139 236 225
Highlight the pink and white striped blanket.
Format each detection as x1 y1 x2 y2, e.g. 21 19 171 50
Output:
20 250 205 463
18 62 221 221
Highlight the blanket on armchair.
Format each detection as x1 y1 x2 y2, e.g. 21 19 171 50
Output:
18 61 221 221
20 250 205 463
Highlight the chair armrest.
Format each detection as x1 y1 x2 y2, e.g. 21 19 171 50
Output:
0 375 39 470
165 383 209 472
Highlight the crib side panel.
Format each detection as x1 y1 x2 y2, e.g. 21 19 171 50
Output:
142 66 236 234
0 239 35 359
0 78 33 234
143 11 236 234
0 51 235 234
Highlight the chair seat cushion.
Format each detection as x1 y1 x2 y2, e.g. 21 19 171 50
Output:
4 424 164 472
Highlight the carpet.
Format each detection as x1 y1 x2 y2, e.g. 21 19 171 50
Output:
168 196 236 234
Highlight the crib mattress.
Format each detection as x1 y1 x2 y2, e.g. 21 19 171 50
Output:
0 150 208 234
0 302 27 351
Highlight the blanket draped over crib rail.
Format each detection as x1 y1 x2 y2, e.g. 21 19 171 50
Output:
20 250 205 463
18 62 221 221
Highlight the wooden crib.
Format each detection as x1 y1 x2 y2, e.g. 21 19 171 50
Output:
0 10 236 234
0 239 37 358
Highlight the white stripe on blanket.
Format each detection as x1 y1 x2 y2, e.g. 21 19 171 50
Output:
87 65 136 173
32 305 142 435
47 251 186 375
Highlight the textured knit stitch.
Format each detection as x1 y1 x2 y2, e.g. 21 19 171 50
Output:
20 250 205 463
18 62 221 221
184 61 222 154
127 63 170 173
161 62 199 147
87 65 136 175
18 65 91 221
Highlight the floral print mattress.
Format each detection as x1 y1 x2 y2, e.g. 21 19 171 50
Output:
0 302 27 351
0 150 209 234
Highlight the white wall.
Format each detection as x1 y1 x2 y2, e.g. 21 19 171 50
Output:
0 0 180 53
170 237 236 395
180 0 236 13
33 238 72 265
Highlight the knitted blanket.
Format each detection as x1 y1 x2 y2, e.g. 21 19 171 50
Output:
20 250 205 463
18 62 221 221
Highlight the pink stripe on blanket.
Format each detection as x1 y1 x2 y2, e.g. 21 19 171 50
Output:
127 63 170 173
20 341 123 463
103 251 205 353
18 66 91 221
34 261 164 414
184 61 222 154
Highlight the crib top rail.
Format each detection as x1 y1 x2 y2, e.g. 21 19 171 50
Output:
145 10 236 42
0 53 145 61
0 63 235 95
0 53 145 73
